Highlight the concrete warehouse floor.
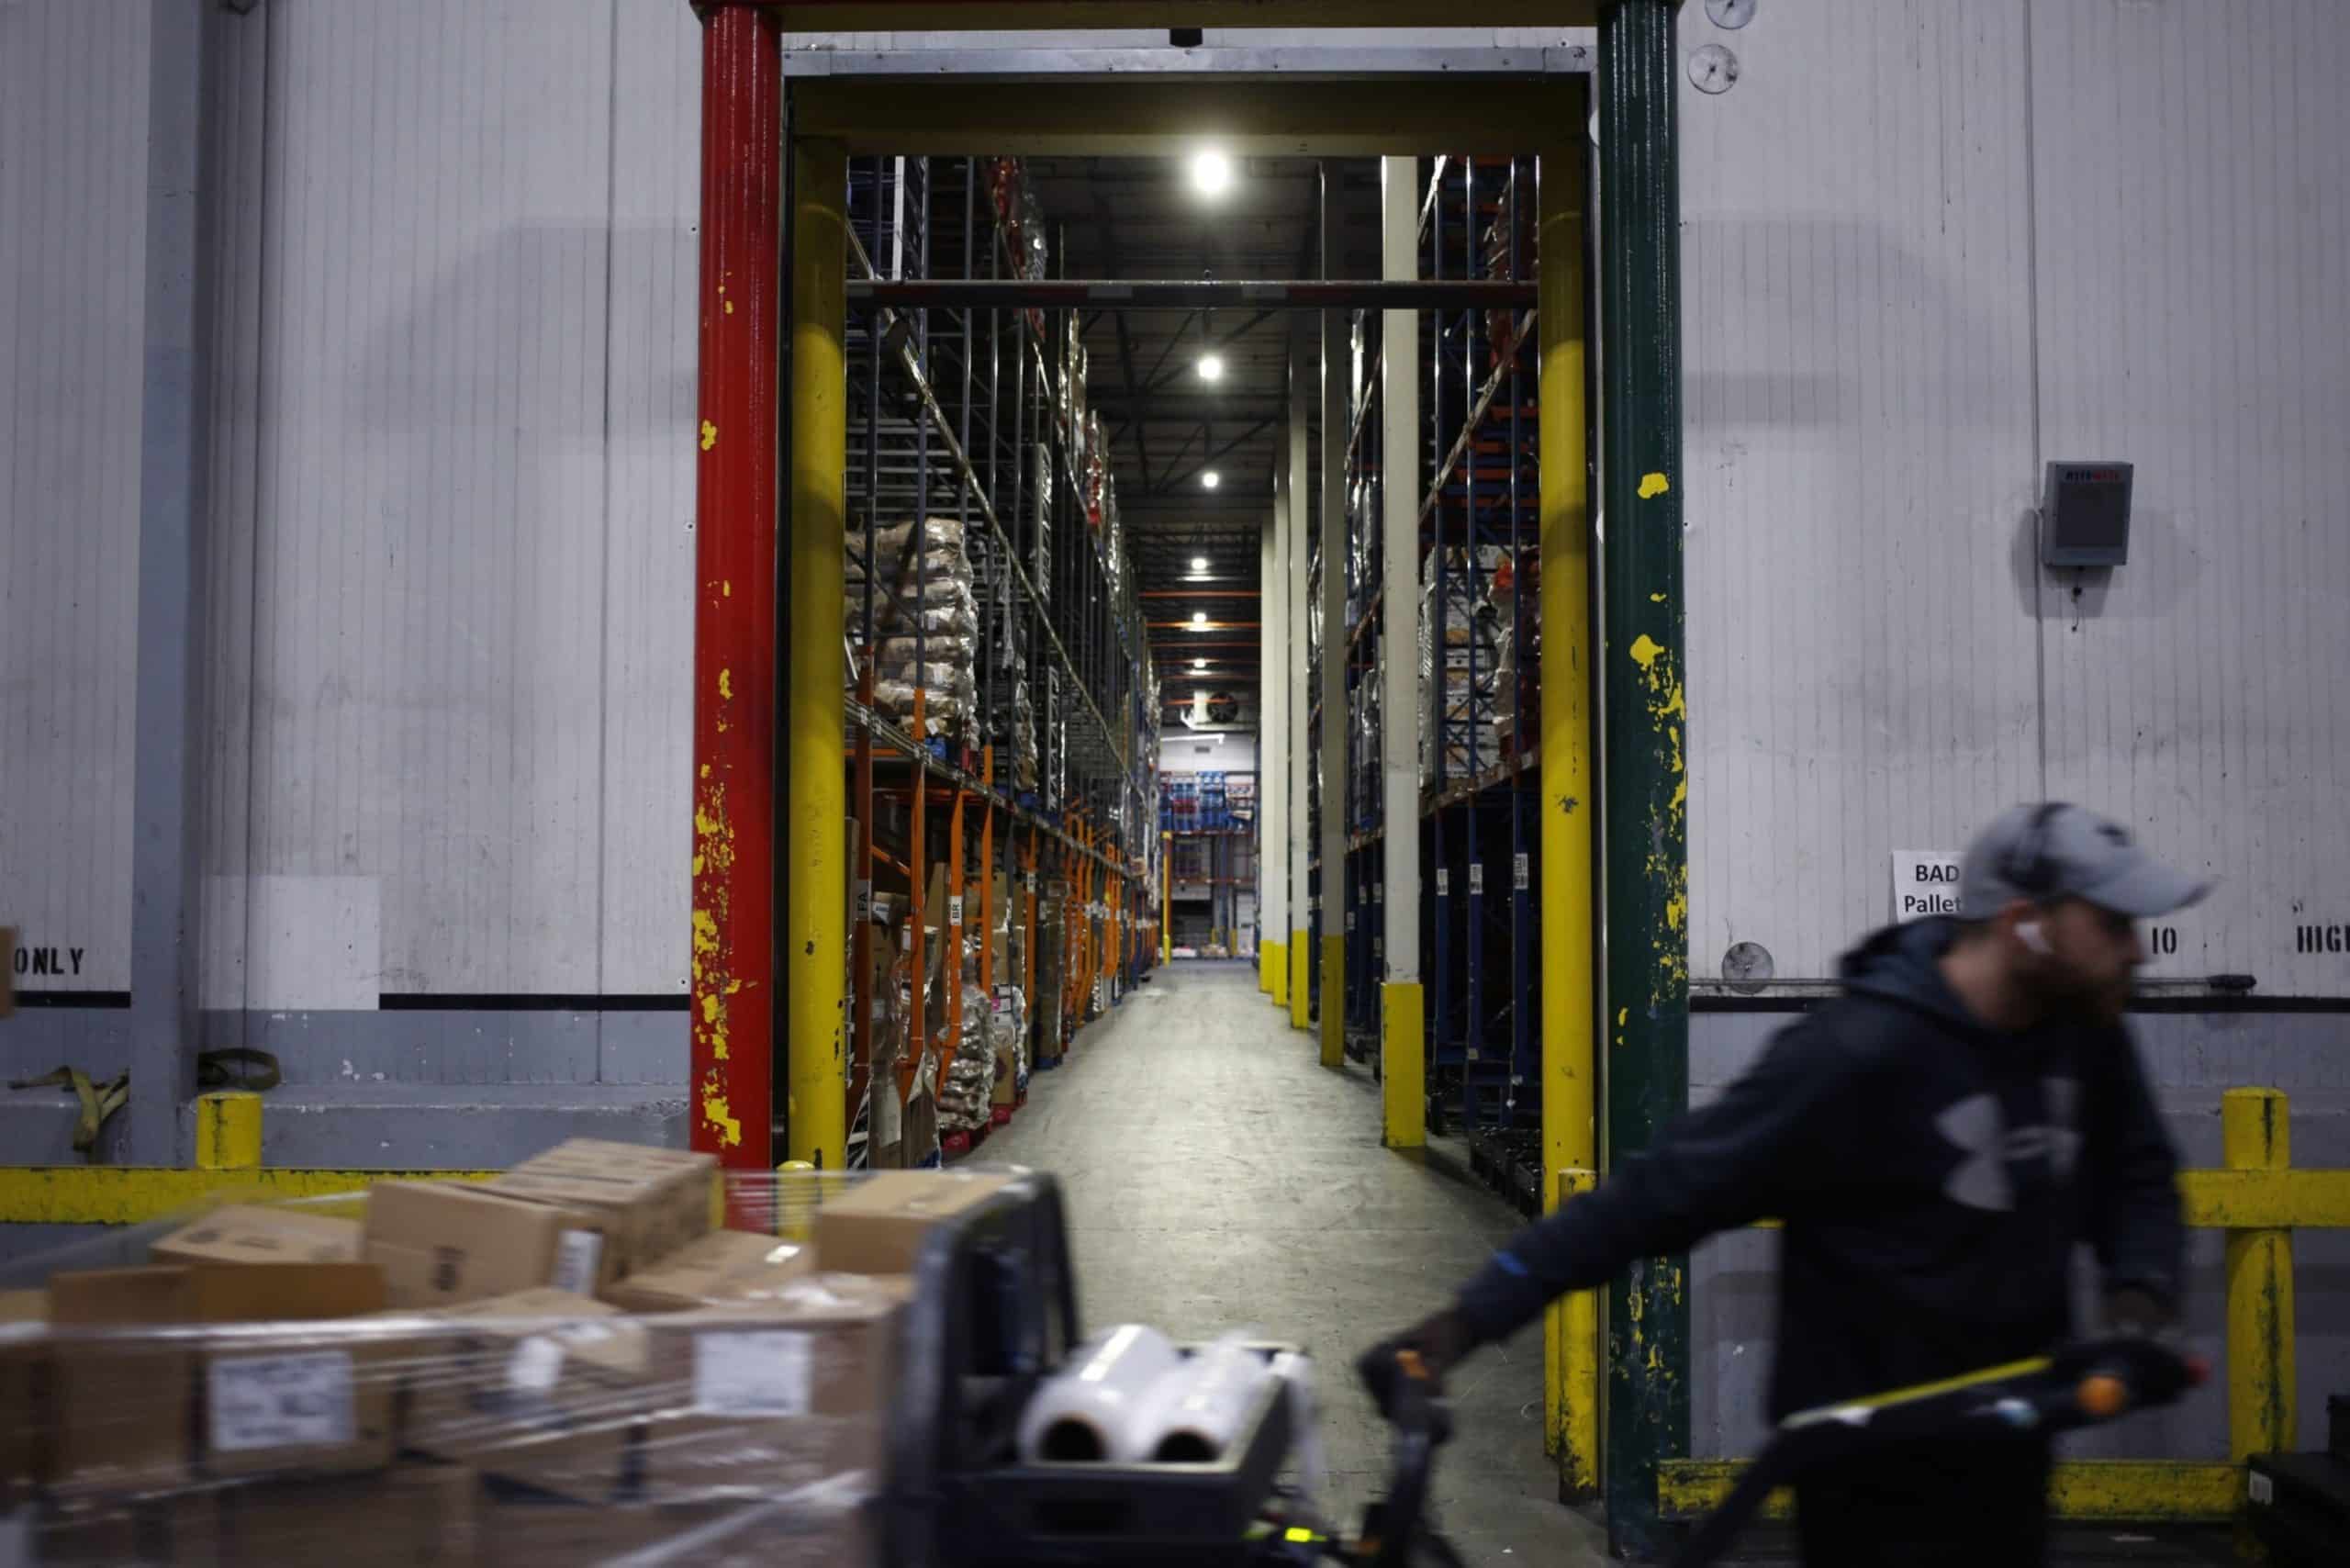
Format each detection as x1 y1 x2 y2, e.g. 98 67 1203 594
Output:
981 959 2243 1568
983 958 1611 1566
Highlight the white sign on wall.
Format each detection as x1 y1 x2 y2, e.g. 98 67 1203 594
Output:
1891 851 1964 922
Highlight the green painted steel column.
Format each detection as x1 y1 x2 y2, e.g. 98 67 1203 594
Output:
1599 1 1689 1557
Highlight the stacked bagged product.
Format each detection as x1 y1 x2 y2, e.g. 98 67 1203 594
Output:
934 891 996 1136
970 532 1041 792
846 517 978 740
1490 547 1535 757
1418 544 1509 787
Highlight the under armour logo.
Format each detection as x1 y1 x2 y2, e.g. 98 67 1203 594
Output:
1934 1082 2083 1211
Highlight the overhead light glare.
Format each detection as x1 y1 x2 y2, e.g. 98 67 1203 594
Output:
1190 149 1234 196
1201 470 1220 490
1196 353 1224 383
1192 610 1208 628
1192 658 1207 670
1191 555 1208 572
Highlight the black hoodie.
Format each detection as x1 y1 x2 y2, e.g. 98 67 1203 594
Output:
1452 918 2184 1417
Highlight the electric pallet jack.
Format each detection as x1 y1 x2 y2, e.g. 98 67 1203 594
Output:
873 1171 2205 1568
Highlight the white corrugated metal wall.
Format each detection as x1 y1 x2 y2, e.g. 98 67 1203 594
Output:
1685 0 2350 991
2031 0 2350 990
1680 0 2350 1458
0 0 151 1000
194 0 701 1014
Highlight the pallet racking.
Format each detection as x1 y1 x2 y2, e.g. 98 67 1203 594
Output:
1315 156 1541 1163
843 153 1160 1167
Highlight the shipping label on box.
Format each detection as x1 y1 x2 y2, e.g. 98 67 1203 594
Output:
207 1350 356 1453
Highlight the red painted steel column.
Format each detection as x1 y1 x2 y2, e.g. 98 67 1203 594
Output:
689 4 782 1175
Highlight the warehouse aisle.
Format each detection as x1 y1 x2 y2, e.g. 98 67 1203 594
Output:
984 959 1608 1566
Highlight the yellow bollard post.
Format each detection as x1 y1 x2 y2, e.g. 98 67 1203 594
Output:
2222 1087 2295 1462
195 1092 263 1172
1382 982 1425 1149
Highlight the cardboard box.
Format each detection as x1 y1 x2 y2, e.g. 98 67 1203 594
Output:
153 1204 364 1268
45 1267 199 1493
364 1181 610 1308
640 1275 910 1496
405 1289 649 1503
186 1263 399 1481
47 1263 397 1493
811 1170 1014 1276
599 1229 814 1313
490 1138 716 1282
30 1491 217 1568
212 1463 477 1567
1 1289 48 1494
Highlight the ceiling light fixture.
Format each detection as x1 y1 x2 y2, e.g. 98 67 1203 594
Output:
1200 470 1220 490
1191 555 1208 572
1196 353 1224 384
1192 611 1208 628
1190 149 1234 196
1192 658 1207 670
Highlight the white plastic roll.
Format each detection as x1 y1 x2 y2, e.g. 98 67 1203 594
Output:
1139 1333 1276 1464
1016 1325 1184 1463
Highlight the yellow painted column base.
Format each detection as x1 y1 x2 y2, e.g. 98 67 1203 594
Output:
1382 981 1425 1148
1266 939 1287 1008
1319 936 1345 1068
196 1092 263 1172
1289 929 1311 1031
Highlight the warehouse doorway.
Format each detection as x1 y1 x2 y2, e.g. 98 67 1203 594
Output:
679 13 1704 1547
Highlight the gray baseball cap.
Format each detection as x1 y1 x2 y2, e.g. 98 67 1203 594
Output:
1961 802 2213 920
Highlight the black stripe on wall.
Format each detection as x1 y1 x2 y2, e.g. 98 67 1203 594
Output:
375 993 691 1013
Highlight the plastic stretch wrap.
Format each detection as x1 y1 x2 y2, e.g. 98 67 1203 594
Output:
1141 1333 1275 1463
0 1168 1006 1568
1013 1325 1181 1463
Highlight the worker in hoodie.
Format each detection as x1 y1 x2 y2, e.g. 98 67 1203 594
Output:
1366 803 2204 1567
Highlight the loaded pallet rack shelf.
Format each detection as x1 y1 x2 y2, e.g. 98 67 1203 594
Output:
1161 769 1258 953
1315 154 1544 1169
844 152 1160 1170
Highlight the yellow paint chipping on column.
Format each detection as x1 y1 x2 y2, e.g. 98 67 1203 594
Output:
786 136 850 1170
699 420 718 451
1536 128 1599 1497
1636 470 1669 498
